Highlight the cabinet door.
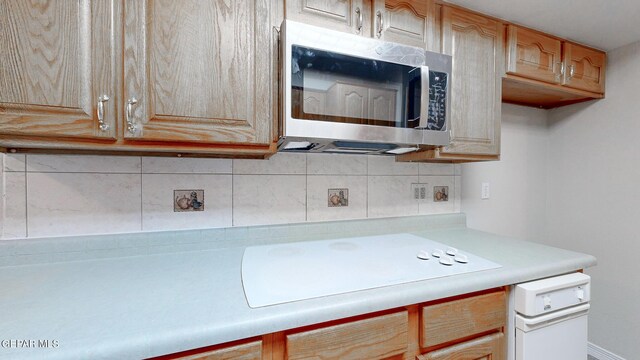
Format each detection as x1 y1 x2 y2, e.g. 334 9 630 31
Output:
0 0 117 140
123 0 275 145
506 25 562 84
418 333 504 360
373 0 438 51
369 88 397 122
563 43 606 94
287 0 370 36
327 83 369 121
303 90 327 116
440 7 503 156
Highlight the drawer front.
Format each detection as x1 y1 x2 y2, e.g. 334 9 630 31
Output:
177 340 261 360
418 332 504 360
287 311 408 360
421 291 506 348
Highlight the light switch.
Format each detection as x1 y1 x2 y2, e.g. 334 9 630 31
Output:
481 182 490 199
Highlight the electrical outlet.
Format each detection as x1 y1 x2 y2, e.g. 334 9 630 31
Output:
411 183 429 201
481 182 490 199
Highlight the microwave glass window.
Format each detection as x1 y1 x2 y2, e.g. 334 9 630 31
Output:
291 46 447 130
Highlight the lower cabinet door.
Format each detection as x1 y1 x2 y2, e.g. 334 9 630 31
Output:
417 332 504 360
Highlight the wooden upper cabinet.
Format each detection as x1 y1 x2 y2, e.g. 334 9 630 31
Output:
123 0 275 145
506 25 563 84
440 7 503 157
372 0 439 51
286 0 371 36
0 0 117 140
563 42 606 93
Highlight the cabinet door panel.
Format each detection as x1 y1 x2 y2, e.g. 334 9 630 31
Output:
441 7 502 156
369 88 396 122
418 333 504 360
563 43 606 94
287 0 369 35
374 0 438 51
506 25 562 84
124 0 274 144
0 0 117 139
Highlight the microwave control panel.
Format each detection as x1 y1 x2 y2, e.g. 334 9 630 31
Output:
427 71 448 131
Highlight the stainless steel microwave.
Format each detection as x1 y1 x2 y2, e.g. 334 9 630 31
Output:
278 20 452 155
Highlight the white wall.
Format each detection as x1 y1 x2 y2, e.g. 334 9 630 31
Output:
463 41 640 359
545 41 640 359
0 153 460 239
462 104 549 242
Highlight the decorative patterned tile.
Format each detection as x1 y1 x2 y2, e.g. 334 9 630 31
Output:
26 154 141 173
142 174 231 231
307 154 367 175
368 156 419 176
142 157 231 174
419 163 455 176
233 153 306 175
418 175 456 215
26 173 142 237
4 154 26 172
2 172 27 239
307 176 367 222
367 176 419 218
233 175 306 226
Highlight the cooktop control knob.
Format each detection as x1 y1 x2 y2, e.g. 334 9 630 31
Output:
446 247 458 256
432 249 444 258
417 250 430 260
454 254 468 263
439 257 454 266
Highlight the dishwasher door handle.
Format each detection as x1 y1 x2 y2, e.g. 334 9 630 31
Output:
516 303 590 331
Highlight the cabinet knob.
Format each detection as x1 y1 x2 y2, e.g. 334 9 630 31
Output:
126 98 138 134
97 95 110 131
568 64 576 80
376 10 384 38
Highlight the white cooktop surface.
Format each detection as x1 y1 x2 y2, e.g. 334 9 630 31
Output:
242 233 501 308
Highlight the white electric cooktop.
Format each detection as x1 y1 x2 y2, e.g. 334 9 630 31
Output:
241 233 501 308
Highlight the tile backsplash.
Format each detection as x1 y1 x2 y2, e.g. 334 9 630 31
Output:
0 153 461 239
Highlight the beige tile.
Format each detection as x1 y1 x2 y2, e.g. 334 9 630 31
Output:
233 153 306 175
367 176 419 218
419 163 455 176
307 176 367 222
26 154 141 173
142 157 231 174
27 173 142 237
2 172 27 239
233 175 306 226
4 154 26 172
368 156 418 175
418 175 456 215
307 154 367 175
142 174 232 231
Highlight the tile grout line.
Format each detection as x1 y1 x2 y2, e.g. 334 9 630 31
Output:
24 155 28 238
139 157 143 232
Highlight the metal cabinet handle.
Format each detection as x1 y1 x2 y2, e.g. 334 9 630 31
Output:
126 98 138 134
554 62 564 81
97 95 110 131
568 64 576 80
355 7 363 33
376 10 384 38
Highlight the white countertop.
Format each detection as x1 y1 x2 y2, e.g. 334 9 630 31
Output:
0 227 596 359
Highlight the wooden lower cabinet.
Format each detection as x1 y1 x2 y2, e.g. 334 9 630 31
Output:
160 289 506 360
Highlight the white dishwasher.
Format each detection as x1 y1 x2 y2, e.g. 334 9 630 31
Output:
514 272 591 360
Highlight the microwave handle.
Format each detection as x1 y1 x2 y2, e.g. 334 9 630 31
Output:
417 66 430 129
